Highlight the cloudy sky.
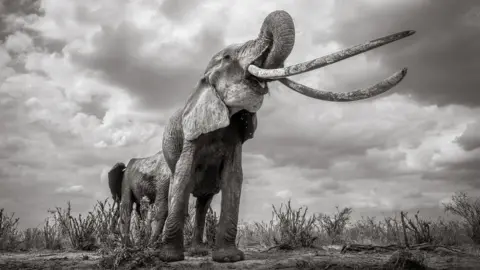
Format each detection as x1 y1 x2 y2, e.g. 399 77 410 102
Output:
1 0 480 229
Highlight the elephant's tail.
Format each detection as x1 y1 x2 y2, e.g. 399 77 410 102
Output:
108 162 126 203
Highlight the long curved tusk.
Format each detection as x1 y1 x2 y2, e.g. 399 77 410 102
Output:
248 30 415 79
278 68 408 102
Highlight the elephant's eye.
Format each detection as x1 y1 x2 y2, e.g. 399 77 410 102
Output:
223 54 231 61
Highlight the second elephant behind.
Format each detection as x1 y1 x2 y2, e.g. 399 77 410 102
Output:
109 150 186 245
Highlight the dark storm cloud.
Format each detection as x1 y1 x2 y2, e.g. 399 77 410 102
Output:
0 0 65 63
0 137 27 159
423 167 480 188
0 0 42 40
404 191 424 199
424 123 480 188
244 123 399 171
77 95 108 120
160 0 202 22
455 121 480 151
318 0 480 107
30 34 67 54
256 137 376 168
306 180 350 196
70 21 225 110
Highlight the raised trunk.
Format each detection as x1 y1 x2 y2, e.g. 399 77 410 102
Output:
257 10 295 69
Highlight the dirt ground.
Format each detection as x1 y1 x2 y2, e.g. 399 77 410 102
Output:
1 245 479 269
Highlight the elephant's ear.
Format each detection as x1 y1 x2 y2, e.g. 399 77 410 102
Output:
182 78 230 141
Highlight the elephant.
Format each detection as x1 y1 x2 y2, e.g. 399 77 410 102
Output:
153 10 414 263
108 150 174 245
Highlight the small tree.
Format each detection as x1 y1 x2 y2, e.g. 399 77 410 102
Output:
52 202 97 250
443 192 480 244
318 206 352 244
23 227 44 250
0 209 21 251
271 199 318 249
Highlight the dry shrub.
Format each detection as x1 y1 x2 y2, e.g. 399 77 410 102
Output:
271 199 318 249
348 216 402 245
94 199 121 249
237 221 279 248
318 206 352 244
400 211 434 246
183 201 196 248
129 197 154 248
429 218 470 246
22 228 44 250
50 201 97 250
43 216 63 250
384 250 427 270
236 200 319 249
99 246 166 270
204 206 217 247
444 191 480 244
344 210 476 248
0 208 21 251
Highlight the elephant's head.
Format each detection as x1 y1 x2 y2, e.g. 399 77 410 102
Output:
182 10 415 141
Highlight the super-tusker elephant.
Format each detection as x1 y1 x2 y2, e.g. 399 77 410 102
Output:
108 150 174 245
137 10 414 263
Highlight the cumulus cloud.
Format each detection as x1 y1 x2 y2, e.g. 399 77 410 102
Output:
55 185 86 195
1 0 480 228
276 190 293 199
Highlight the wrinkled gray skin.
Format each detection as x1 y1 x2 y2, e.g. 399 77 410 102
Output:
123 10 413 263
159 10 296 263
108 151 173 245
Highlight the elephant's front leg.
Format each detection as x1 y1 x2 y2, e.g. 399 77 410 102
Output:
150 174 170 246
212 144 245 263
159 143 195 262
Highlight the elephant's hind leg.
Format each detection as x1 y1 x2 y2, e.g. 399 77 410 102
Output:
119 190 134 246
193 195 213 246
212 144 245 263
188 195 213 256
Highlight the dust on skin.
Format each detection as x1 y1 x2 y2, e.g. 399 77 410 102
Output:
131 153 162 175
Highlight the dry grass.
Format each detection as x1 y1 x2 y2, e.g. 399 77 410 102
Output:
50 201 97 251
0 209 21 251
318 206 353 244
444 191 480 244
1 192 480 269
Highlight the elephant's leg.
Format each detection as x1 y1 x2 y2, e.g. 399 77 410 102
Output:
110 199 121 232
159 143 195 262
135 202 142 220
193 195 213 246
150 176 170 245
119 190 134 246
188 195 213 256
212 144 245 263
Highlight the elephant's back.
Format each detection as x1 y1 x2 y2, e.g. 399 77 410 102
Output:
125 153 164 202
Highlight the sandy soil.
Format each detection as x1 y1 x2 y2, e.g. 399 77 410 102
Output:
1 245 479 269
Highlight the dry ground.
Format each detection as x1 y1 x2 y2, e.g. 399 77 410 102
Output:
1 245 480 270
